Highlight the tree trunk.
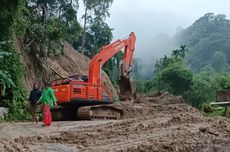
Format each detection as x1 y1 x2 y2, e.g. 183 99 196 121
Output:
81 4 88 54
42 2 48 25
224 106 229 117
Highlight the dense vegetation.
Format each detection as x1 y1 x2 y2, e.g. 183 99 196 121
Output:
137 45 230 111
0 0 118 120
136 13 230 118
175 13 230 72
0 0 30 120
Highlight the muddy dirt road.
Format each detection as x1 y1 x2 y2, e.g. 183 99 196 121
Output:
0 93 230 152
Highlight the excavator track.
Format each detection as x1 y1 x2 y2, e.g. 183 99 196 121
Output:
77 107 92 120
77 105 123 120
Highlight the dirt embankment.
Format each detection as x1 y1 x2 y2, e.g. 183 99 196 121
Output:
14 40 118 98
0 93 230 152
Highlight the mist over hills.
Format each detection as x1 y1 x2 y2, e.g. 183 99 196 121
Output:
138 13 230 80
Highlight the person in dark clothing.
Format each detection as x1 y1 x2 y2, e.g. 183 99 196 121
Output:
29 83 42 124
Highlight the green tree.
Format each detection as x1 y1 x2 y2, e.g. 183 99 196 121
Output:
113 52 123 81
84 19 113 57
154 55 168 74
81 0 113 53
174 13 230 71
0 0 21 40
103 58 115 83
102 52 124 84
24 0 82 57
132 58 143 79
212 51 230 72
59 0 79 23
0 50 14 98
154 45 188 74
156 62 193 95
0 0 29 118
0 0 24 101
184 76 215 109
172 45 188 59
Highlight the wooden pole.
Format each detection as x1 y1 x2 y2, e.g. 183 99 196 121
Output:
224 106 229 117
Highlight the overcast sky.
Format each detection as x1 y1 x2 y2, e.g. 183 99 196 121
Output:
106 0 230 60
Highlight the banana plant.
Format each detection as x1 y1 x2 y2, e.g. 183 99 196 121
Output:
0 41 15 96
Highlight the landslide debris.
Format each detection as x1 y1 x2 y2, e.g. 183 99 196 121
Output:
1 93 230 152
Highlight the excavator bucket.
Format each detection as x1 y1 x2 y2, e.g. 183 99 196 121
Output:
119 76 136 100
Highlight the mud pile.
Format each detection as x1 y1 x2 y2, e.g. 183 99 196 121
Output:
15 40 118 98
116 92 200 119
0 93 230 152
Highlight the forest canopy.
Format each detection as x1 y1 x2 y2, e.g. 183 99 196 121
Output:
174 13 230 72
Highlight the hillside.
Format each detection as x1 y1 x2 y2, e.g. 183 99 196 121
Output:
174 13 230 71
14 40 118 99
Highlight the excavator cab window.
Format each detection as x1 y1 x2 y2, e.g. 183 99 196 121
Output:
68 75 88 82
51 78 71 86
81 76 88 82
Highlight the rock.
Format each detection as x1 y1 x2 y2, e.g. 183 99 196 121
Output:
0 107 9 116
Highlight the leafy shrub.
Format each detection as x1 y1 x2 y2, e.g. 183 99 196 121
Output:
156 61 193 95
183 76 216 109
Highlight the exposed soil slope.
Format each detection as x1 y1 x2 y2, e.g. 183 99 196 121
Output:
14 40 118 98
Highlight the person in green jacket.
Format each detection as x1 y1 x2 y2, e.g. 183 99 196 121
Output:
37 81 57 126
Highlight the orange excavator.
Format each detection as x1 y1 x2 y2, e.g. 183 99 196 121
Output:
50 32 136 120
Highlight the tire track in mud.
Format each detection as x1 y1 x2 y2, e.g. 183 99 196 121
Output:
1 93 230 152
0 116 218 151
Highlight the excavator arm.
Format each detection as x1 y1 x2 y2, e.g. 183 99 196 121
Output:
88 32 136 99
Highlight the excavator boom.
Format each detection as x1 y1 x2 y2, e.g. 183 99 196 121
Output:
88 32 136 99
